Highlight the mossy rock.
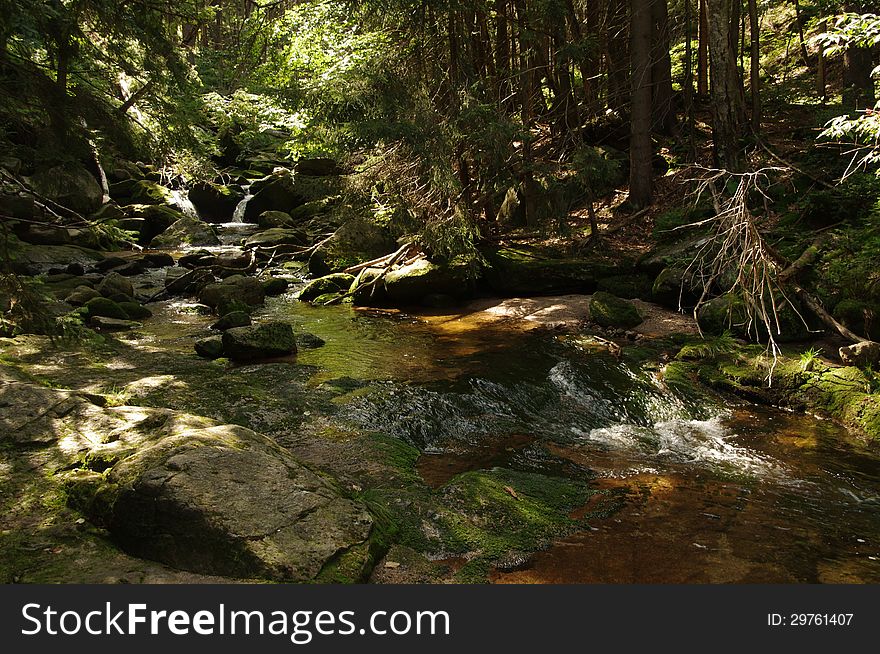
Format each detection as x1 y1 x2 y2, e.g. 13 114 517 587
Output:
188 182 243 222
299 273 355 302
84 297 129 320
111 179 175 206
244 228 308 248
150 216 220 248
308 217 396 277
651 266 701 309
596 274 653 300
833 300 880 341
221 321 297 361
589 291 642 328
262 277 289 296
383 258 472 305
29 163 103 214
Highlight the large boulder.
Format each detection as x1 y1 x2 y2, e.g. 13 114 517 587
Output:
150 215 220 248
221 321 297 361
242 171 308 222
199 275 266 314
589 292 643 329
84 297 129 321
15 223 72 246
29 163 103 214
382 258 470 305
110 179 174 206
697 293 812 343
308 217 395 276
188 182 243 222
122 204 185 245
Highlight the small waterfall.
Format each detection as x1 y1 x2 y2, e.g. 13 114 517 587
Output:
169 189 199 219
232 184 253 223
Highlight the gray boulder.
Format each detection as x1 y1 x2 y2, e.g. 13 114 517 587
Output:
97 272 135 299
29 163 103 214
199 275 266 314
150 215 220 248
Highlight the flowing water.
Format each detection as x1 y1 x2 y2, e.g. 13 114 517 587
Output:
256 295 880 583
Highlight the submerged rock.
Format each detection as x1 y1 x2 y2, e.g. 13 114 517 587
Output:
222 321 297 360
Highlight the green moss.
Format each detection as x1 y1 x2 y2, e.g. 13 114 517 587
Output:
589 291 642 329
84 297 129 320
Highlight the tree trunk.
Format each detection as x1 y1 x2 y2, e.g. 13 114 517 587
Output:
629 0 653 208
748 0 761 130
707 0 745 171
651 0 677 135
698 0 709 96
817 18 827 102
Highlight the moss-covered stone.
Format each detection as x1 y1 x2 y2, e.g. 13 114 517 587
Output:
698 293 812 343
299 273 355 302
221 321 297 361
84 297 129 321
262 277 289 296
211 311 251 331
589 291 642 328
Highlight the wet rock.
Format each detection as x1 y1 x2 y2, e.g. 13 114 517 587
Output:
64 285 102 306
211 311 251 331
589 292 643 329
90 316 141 331
150 215 220 248
257 210 294 229
199 275 266 314
262 277 289 296
29 163 103 214
84 297 129 320
839 341 880 368
164 268 214 295
222 321 297 361
244 227 308 248
195 336 225 359
12 244 104 276
298 273 355 302
66 262 85 276
188 182 243 222
97 272 134 299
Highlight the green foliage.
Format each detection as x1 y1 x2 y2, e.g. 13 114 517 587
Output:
676 332 739 361
799 347 823 372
